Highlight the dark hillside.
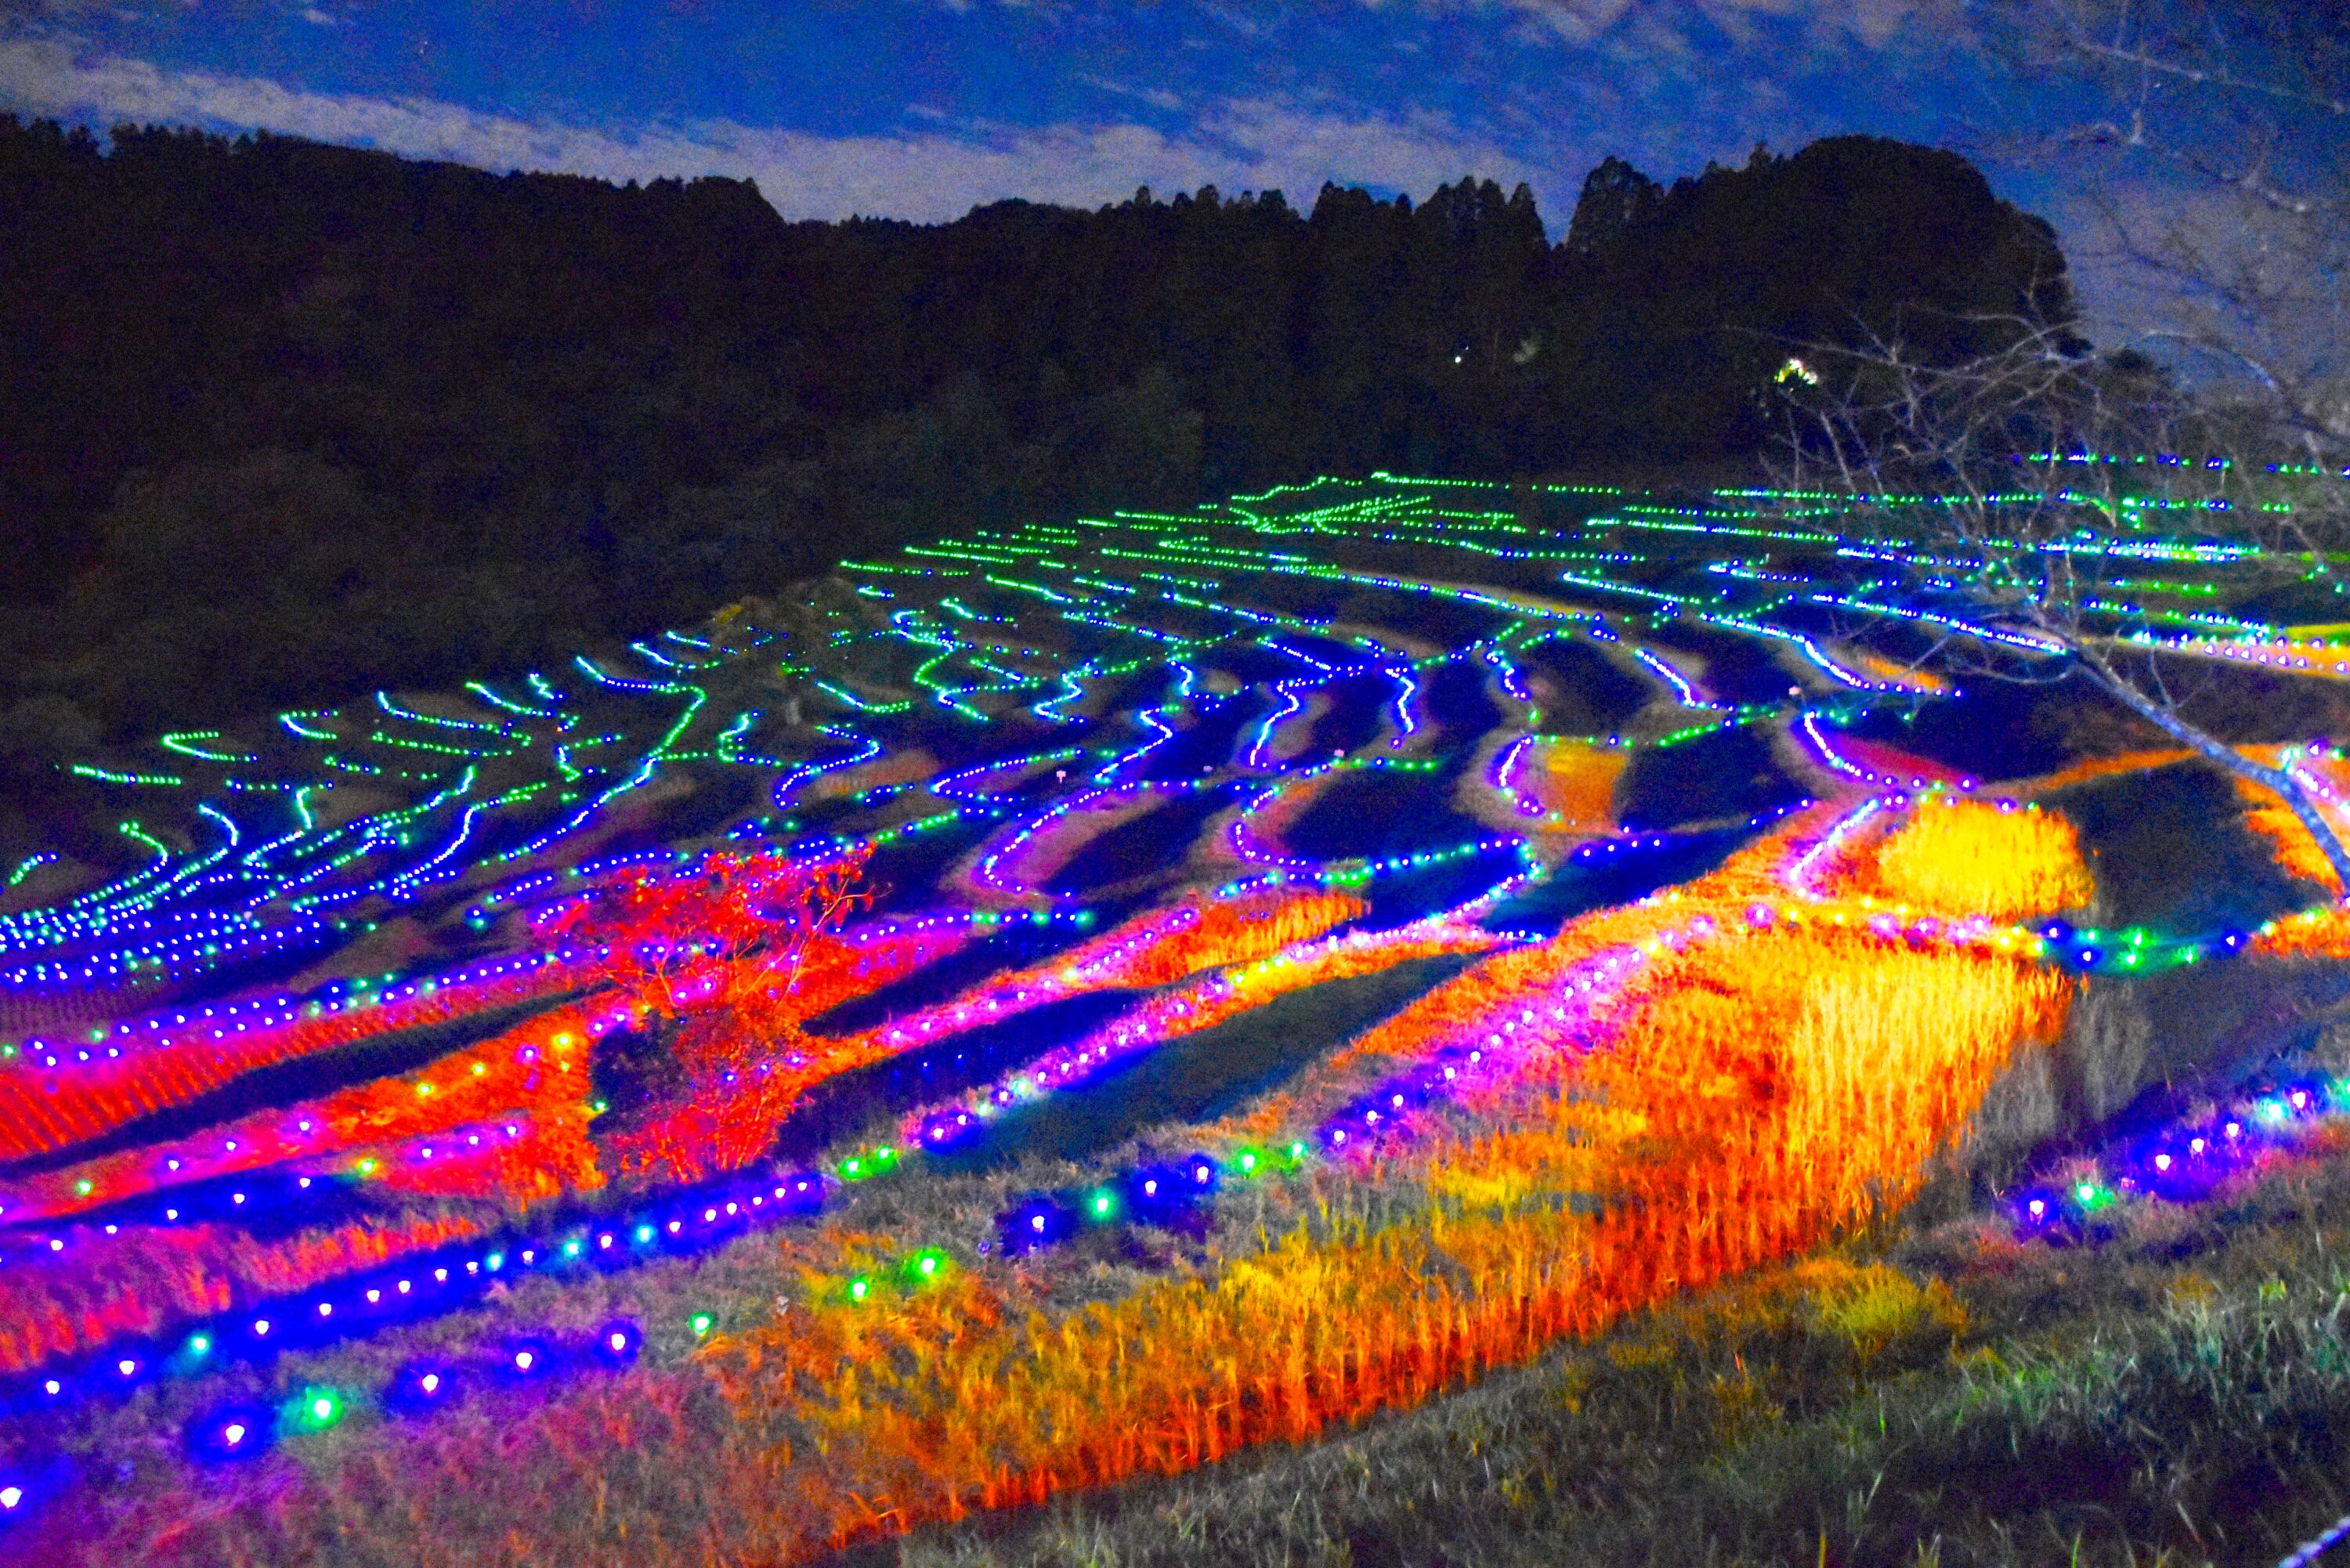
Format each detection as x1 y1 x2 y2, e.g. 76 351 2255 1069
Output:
0 118 2073 813
1560 139 2081 457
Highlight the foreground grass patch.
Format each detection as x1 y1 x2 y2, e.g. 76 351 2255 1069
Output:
882 1156 2350 1568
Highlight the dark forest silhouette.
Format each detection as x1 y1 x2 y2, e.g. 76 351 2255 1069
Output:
0 116 2074 786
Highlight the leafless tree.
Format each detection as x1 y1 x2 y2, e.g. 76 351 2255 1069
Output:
1761 0 2350 889
1998 0 2350 452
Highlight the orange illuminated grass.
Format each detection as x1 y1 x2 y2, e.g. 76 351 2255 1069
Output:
2237 768 2349 898
696 884 2070 1558
602 887 1365 1185
1538 739 1625 830
1860 798 2094 919
1849 650 1949 694
0 1211 486 1374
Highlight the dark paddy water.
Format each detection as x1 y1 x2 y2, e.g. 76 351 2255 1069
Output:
769 986 1146 1163
1131 691 1269 782
930 952 1477 1172
1285 763 1478 862
1835 687 2079 782
10 1163 399 1245
2047 760 2323 934
1644 625 1799 706
1480 824 1754 938
1306 674 1395 756
1617 724 1805 831
1518 640 1650 732
1044 785 1239 895
1419 657 1500 738
803 921 1089 1036
1350 844 1528 929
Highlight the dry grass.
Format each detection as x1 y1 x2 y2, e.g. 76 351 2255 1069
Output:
1538 739 1627 830
1865 799 2095 918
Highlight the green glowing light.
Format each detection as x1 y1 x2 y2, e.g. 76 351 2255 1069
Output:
289 1386 344 1431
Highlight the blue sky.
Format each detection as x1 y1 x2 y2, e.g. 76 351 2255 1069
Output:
0 0 2130 312
0 1 2047 229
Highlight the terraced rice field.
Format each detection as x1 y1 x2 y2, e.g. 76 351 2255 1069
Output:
2 474 2345 1564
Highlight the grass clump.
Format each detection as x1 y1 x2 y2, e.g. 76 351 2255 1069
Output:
1869 797 2095 920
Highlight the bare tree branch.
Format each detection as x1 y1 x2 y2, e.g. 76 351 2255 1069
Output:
1764 294 2350 887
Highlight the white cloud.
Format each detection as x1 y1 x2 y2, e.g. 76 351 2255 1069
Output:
1076 74 1185 112
1374 0 1969 58
1203 96 1549 198
0 34 1557 221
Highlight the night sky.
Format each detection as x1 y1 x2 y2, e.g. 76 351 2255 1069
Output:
2 2 2087 284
